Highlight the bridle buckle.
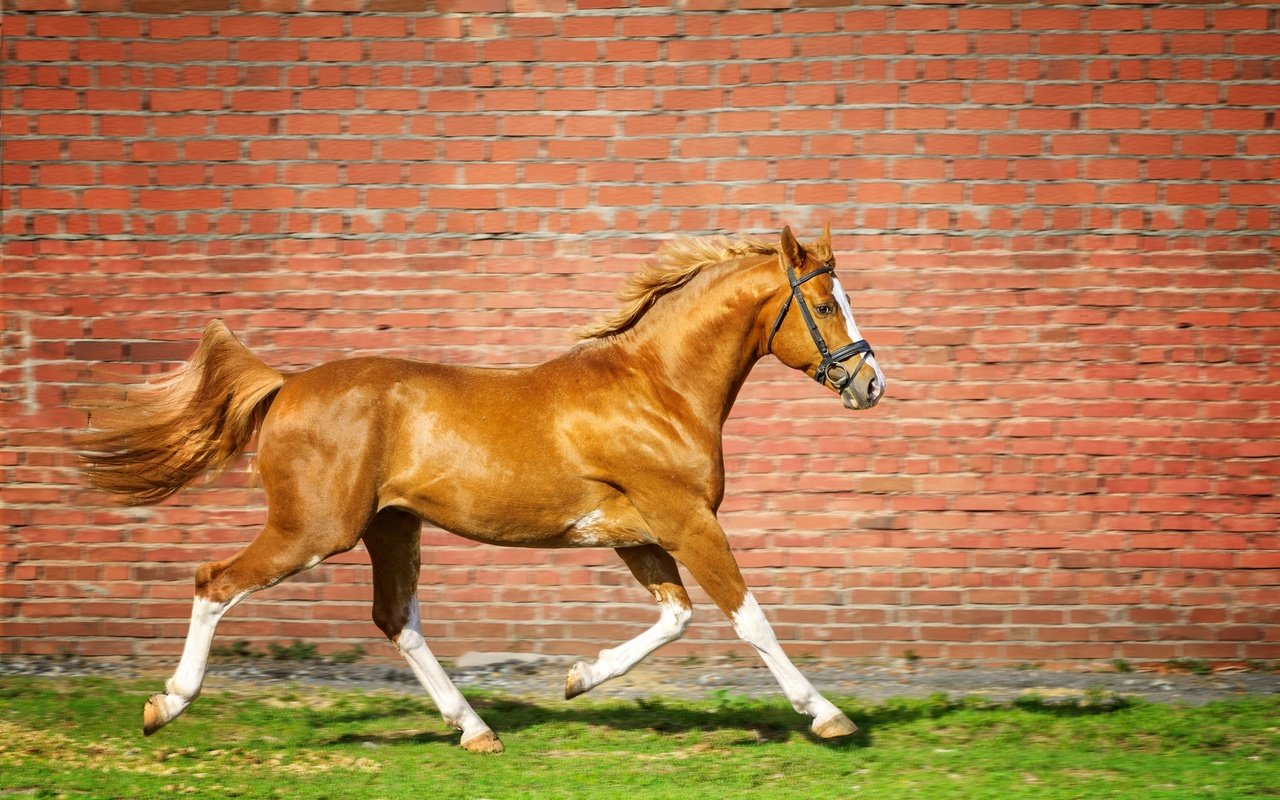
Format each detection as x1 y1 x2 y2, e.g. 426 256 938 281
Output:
822 362 850 390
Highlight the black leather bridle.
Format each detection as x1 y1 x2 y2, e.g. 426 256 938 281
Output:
766 259 875 393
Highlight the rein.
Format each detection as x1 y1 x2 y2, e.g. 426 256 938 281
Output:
766 260 875 392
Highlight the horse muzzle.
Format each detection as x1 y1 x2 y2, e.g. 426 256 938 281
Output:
840 384 879 410
838 364 884 411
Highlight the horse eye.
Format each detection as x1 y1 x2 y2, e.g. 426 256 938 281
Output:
815 304 834 316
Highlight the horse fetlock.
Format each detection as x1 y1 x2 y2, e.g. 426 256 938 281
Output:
440 703 488 735
163 676 201 700
439 710 467 731
798 694 840 720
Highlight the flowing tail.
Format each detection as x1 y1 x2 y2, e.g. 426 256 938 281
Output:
80 320 285 506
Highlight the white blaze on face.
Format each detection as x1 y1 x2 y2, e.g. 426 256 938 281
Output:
831 274 887 395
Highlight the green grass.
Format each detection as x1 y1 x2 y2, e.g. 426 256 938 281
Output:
1 676 1277 799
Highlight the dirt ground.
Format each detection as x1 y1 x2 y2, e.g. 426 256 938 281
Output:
3 653 1277 707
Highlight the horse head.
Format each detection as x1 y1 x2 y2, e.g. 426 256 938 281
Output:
765 225 886 410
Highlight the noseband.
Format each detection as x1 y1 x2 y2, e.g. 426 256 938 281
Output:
766 260 875 392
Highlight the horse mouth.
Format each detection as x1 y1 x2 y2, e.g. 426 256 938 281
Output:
841 383 881 411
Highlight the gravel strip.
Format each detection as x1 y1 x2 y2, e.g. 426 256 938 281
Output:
3 654 1277 707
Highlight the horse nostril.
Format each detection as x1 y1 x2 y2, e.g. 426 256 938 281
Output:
867 378 878 397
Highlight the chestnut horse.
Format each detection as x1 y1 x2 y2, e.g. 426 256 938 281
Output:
81 226 885 753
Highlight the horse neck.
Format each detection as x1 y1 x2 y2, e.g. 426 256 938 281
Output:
607 255 781 428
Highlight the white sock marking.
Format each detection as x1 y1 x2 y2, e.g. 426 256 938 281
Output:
578 597 691 688
395 600 492 739
730 592 840 720
165 592 247 701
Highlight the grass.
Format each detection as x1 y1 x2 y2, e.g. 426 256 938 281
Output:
1165 658 1214 676
1 676 1277 799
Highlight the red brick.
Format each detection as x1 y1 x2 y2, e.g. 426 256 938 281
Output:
430 189 500 209
1108 34 1165 55
15 40 74 61
911 34 968 56
230 188 296 209
1039 34 1102 55
367 41 426 62
1227 185 1280 205
363 89 420 110
3 2 1277 666
150 90 223 112
364 188 421 208
20 89 79 109
230 90 293 112
307 41 366 62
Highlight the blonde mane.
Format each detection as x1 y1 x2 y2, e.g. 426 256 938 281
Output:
578 235 782 340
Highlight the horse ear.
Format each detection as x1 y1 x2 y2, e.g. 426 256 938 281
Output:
779 225 804 267
820 223 832 249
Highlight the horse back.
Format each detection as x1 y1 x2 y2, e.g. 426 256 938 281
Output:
256 355 655 547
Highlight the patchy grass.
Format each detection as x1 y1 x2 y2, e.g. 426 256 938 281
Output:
1165 658 1214 676
1 676 1277 799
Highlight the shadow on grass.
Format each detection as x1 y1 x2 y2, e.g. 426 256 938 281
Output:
322 691 1132 751
327 728 459 747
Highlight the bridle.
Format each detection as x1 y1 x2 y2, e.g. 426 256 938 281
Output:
766 258 875 393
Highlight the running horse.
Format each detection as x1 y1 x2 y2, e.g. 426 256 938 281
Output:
81 226 886 753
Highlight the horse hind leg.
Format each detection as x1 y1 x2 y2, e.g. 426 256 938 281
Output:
363 509 502 754
143 573 243 735
143 520 354 735
565 544 692 700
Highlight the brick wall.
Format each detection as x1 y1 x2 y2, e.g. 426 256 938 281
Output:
3 1 1278 666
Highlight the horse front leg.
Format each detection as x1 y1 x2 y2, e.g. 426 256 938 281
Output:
666 513 857 739
565 544 692 699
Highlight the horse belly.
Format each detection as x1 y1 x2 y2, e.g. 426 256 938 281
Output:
384 469 652 550
371 368 653 548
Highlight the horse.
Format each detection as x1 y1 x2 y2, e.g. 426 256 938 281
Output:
80 225 886 753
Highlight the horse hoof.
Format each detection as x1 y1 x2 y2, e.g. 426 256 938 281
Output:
461 729 504 754
564 662 591 700
812 711 857 739
142 694 171 736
